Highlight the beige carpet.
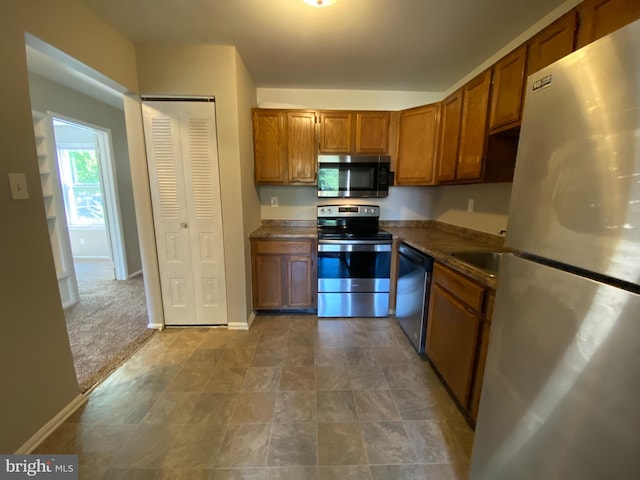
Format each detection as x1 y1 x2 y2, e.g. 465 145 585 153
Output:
64 259 156 392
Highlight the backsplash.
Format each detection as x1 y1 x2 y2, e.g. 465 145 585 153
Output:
258 185 437 221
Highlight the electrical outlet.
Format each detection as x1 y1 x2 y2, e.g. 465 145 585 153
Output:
467 198 474 212
270 196 278 207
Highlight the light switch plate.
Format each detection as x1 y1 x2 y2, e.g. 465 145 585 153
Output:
9 173 29 200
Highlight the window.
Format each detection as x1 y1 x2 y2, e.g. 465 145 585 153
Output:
57 147 105 227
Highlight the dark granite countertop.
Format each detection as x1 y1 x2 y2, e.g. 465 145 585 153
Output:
250 220 508 289
382 221 507 289
249 220 317 240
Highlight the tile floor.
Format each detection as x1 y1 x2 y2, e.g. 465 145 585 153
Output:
35 314 474 479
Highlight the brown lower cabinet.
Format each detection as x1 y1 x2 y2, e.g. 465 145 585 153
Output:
469 291 495 422
426 262 493 423
251 239 317 310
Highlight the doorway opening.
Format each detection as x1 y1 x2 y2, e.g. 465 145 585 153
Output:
26 31 158 392
48 114 154 391
53 116 122 279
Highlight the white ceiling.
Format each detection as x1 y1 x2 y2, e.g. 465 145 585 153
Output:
79 0 569 92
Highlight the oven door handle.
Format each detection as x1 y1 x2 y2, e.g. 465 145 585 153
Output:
318 241 392 252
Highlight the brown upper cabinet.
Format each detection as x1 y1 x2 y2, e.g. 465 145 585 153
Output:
355 111 390 154
527 9 578 76
396 103 441 185
577 0 640 48
457 70 492 181
319 111 352 153
253 108 317 185
253 109 287 183
287 111 318 183
488 45 527 132
437 70 492 184
318 110 390 154
436 89 463 183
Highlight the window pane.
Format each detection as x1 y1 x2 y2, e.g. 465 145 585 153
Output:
57 148 105 226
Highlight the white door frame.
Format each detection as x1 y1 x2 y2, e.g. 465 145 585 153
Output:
49 112 128 280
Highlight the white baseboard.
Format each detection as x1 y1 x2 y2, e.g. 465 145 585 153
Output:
127 269 143 279
227 320 250 330
147 322 164 330
16 394 88 454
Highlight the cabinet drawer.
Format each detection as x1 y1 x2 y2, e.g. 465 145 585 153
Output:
255 240 313 255
433 262 485 312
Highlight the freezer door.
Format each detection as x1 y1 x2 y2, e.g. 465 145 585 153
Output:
470 255 640 480
506 19 640 286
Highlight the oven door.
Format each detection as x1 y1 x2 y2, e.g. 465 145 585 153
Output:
317 240 392 317
317 158 389 198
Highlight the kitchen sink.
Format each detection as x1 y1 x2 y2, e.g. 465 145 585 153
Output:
448 250 512 276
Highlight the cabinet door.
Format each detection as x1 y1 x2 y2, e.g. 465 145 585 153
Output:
319 111 353 153
489 45 527 131
396 103 441 185
436 90 463 183
253 254 283 309
577 0 640 48
426 283 481 408
287 256 315 308
355 111 390 154
527 10 577 76
458 70 491 181
253 109 287 183
469 291 495 423
287 111 317 183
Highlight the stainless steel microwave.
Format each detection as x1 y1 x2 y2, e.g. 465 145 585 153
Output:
317 155 392 198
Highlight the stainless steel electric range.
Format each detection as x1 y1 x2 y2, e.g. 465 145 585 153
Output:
316 205 392 317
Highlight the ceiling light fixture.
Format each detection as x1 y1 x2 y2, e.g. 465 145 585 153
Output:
303 0 336 7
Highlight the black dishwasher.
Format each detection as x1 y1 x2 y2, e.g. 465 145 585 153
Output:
396 243 434 354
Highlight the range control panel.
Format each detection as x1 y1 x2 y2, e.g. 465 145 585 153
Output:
317 205 379 217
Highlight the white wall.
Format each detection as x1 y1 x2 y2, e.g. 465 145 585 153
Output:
69 227 110 258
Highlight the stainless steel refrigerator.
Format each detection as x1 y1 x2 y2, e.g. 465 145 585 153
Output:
470 19 640 480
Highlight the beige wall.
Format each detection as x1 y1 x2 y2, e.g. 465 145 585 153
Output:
254 88 442 222
257 88 442 110
135 44 258 327
0 0 138 453
234 51 261 322
433 183 513 235
259 186 437 221
443 0 582 96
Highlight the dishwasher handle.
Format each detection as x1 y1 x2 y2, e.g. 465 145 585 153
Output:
398 243 434 270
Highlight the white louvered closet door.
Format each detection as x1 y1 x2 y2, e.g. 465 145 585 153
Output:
142 100 227 326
